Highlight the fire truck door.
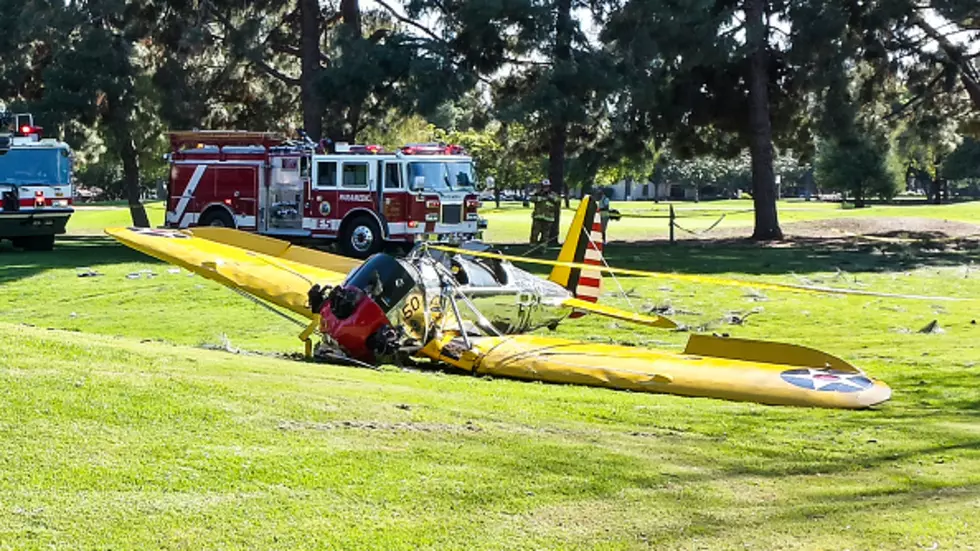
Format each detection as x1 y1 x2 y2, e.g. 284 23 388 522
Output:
381 161 406 230
336 160 376 220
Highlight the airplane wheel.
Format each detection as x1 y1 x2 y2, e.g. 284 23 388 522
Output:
342 215 383 258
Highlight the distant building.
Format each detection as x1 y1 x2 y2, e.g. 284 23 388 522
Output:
606 180 671 201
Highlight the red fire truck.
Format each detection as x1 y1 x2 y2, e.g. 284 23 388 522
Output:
165 131 485 258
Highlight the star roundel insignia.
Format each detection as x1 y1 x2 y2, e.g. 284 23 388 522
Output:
780 368 874 393
128 227 190 239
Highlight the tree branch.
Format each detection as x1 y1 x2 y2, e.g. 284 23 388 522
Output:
909 10 980 108
204 2 302 86
504 56 551 66
885 72 943 121
254 57 301 86
367 29 390 43
323 11 343 28
270 42 302 57
373 0 447 44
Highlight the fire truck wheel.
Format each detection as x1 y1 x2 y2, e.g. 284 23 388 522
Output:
342 215 383 258
20 235 55 252
198 208 235 228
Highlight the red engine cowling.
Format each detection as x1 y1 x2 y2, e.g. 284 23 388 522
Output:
319 286 390 362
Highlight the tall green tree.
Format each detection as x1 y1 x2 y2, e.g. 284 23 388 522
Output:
407 0 616 239
943 136 980 182
203 0 472 142
38 0 166 227
815 134 902 207
602 0 825 239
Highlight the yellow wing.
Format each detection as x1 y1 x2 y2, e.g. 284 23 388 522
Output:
420 332 891 409
561 297 678 328
106 227 357 319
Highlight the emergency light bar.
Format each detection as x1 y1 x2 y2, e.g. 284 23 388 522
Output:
15 125 42 140
333 143 385 154
2 111 43 140
400 143 467 155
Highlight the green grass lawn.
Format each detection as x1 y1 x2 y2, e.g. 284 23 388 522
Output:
64 198 980 243
480 199 980 243
2 203 980 549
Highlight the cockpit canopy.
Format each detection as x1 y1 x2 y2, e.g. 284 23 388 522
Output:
343 254 415 313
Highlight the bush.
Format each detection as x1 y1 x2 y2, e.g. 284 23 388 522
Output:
815 132 901 208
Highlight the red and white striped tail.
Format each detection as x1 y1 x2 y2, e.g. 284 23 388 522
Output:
568 211 605 318
575 210 605 302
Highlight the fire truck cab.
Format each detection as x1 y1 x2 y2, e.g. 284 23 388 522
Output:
166 131 484 258
0 110 74 251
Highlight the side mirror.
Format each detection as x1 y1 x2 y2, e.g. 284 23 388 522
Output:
412 175 425 191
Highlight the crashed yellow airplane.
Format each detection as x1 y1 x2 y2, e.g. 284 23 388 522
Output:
107 198 892 409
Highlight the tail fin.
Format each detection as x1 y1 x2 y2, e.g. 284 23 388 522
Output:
548 197 604 306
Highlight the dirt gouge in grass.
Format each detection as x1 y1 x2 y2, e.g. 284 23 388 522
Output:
106 197 892 409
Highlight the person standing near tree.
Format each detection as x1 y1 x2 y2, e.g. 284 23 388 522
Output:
530 179 559 244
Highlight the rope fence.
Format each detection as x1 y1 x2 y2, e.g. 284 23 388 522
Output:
618 205 754 242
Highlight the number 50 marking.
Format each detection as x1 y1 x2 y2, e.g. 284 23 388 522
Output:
402 295 422 319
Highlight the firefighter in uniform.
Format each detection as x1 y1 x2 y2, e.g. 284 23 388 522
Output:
530 179 559 244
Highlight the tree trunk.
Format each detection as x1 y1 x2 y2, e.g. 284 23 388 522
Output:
931 174 942 204
120 135 150 227
854 182 865 208
105 96 150 228
341 0 361 33
546 0 573 243
341 0 362 140
547 122 567 242
299 0 324 141
745 0 783 240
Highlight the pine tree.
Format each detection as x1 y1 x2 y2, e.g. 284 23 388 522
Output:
409 0 617 240
38 0 162 227
602 0 818 240
203 0 470 142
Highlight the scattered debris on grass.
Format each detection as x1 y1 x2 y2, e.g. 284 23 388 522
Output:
199 334 241 354
743 289 768 302
76 268 100 278
126 270 157 279
918 320 945 334
722 307 764 326
642 300 701 316
276 419 481 433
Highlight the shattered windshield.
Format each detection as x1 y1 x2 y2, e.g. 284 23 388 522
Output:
0 148 71 185
407 161 475 192
344 254 414 313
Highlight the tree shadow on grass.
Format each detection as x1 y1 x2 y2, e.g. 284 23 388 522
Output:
0 235 158 285
470 417 980 546
498 235 980 277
